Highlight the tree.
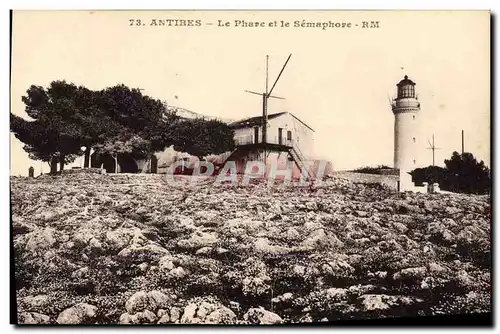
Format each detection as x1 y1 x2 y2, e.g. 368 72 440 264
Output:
94 85 177 169
12 81 88 173
173 118 235 160
410 151 490 195
444 151 491 194
12 80 236 175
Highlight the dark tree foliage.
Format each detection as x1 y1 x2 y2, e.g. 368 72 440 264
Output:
12 81 89 173
410 151 491 195
173 118 235 160
353 165 392 174
12 81 236 173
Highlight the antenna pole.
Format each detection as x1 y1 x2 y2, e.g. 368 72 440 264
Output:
461 130 464 154
432 134 435 166
262 55 269 146
268 53 292 97
427 134 440 166
266 55 269 95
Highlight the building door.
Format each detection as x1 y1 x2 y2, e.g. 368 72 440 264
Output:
254 127 259 144
278 128 283 145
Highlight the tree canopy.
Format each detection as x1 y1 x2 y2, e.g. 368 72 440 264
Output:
410 151 491 195
11 80 235 173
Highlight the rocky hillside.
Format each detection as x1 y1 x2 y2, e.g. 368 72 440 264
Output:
11 174 491 324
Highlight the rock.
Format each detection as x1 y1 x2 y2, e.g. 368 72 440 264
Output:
71 266 89 279
169 266 186 278
158 255 176 271
106 228 135 250
303 221 323 231
358 295 390 311
293 265 306 276
119 313 134 324
18 312 51 324
25 228 56 252
392 222 408 233
324 287 349 301
180 303 198 324
300 228 344 250
73 229 95 248
195 246 213 255
348 284 376 296
56 303 98 324
147 290 172 311
271 292 294 304
286 227 300 239
393 266 427 280
445 206 462 216
120 310 157 324
253 237 290 255
204 307 237 324
322 259 355 277
133 310 157 324
428 262 447 274
355 211 369 218
22 294 49 309
170 307 181 323
125 291 149 314
118 243 169 263
157 313 170 324
125 290 172 314
137 262 149 272
88 237 103 251
177 230 218 249
243 307 283 324
456 270 473 289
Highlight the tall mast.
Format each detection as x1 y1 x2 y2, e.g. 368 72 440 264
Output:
462 130 464 154
427 134 440 166
262 55 269 145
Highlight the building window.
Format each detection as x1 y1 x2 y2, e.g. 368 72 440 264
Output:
413 115 415 120
287 130 292 140
413 137 416 143
413 159 416 164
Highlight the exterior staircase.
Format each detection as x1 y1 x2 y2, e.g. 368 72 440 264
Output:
289 144 315 180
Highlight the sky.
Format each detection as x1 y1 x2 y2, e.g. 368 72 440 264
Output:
10 10 490 175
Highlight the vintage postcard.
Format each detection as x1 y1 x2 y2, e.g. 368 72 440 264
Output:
10 10 491 325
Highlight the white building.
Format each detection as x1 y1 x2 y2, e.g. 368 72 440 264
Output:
391 75 420 172
231 111 315 159
391 75 429 192
227 111 317 178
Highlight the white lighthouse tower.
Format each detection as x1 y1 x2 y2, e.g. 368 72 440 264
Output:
391 75 420 173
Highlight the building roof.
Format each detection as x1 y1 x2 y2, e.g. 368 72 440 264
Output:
397 75 416 87
229 112 314 132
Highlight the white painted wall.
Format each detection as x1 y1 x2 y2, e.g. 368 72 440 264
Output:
267 112 315 160
232 112 314 161
233 126 257 146
394 109 419 172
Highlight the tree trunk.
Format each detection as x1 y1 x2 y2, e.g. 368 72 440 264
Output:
84 148 91 168
114 155 118 173
50 157 58 174
59 154 65 172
